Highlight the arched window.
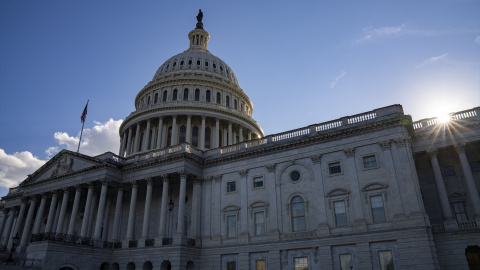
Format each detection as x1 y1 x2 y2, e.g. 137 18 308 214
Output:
226 96 230 107
179 126 186 143
147 96 151 105
195 89 200 101
183 88 189 101
154 93 158 103
291 196 306 232
163 91 168 102
234 99 237 110
206 90 211 102
205 127 211 148
216 93 221 104
192 126 199 147
172 89 178 101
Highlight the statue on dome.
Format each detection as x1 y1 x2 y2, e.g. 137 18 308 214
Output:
196 9 204 29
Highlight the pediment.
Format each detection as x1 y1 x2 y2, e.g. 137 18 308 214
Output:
20 150 104 186
326 188 350 197
361 182 388 192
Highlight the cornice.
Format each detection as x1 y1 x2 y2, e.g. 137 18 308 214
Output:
122 152 203 173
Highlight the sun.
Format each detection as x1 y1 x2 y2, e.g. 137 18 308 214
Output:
437 113 451 123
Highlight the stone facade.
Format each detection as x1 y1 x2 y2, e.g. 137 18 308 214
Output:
0 14 479 270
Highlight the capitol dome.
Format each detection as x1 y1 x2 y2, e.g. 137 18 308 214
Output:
118 13 264 157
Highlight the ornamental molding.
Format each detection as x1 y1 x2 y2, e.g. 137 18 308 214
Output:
266 164 276 173
178 170 187 178
379 140 391 151
394 137 407 148
193 177 203 185
238 169 248 178
310 155 322 164
213 174 223 182
161 174 169 182
344 148 355 158
145 177 153 185
427 149 438 159
454 143 466 154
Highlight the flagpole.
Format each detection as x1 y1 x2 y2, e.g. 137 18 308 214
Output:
77 99 89 153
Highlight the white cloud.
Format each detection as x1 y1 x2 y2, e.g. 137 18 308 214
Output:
0 118 123 194
330 69 346 88
53 118 123 156
357 25 406 43
0 149 47 189
415 53 448 69
475 36 480 44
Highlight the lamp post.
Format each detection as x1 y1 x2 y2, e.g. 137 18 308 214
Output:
349 258 353 270
5 233 20 264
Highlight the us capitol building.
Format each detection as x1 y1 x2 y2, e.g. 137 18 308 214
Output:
1 11 479 270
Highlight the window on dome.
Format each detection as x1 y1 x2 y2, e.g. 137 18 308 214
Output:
241 104 243 112
195 89 200 101
205 127 211 148
213 63 217 69
180 60 184 66
163 91 168 102
206 90 211 102
154 93 158 103
183 88 189 101
173 89 178 101
216 93 221 104
226 96 230 107
147 96 151 105
234 100 237 110
205 61 209 67
173 62 176 67
196 60 201 65
188 60 192 65
192 126 199 147
226 69 230 75
220 66 223 71
179 126 186 143
166 64 170 69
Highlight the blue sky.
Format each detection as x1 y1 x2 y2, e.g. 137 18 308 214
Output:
1 1 479 197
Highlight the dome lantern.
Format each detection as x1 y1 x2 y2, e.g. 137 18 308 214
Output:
188 9 210 51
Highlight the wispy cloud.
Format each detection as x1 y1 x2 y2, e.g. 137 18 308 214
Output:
475 36 480 44
355 24 446 43
0 119 123 193
330 69 346 88
415 53 448 69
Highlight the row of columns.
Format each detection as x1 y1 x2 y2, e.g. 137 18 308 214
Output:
119 116 255 157
0 172 203 252
428 143 480 225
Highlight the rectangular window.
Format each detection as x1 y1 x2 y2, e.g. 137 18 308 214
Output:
453 202 468 222
370 195 386 222
363 155 377 168
339 254 352 270
333 201 347 226
227 215 236 238
255 260 266 270
254 212 265 235
471 161 480 173
227 261 236 270
378 250 394 270
227 181 236 193
442 165 455 177
294 257 308 270
253 176 264 188
329 162 342 175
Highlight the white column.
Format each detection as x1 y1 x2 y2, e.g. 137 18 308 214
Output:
94 179 109 239
44 191 58 233
239 170 248 240
144 119 151 151
200 116 206 149
19 197 37 251
171 115 177 145
158 175 169 238
211 175 222 239
126 181 138 240
186 115 192 144
101 196 112 242
0 209 8 238
223 127 228 147
455 144 480 217
344 148 365 224
126 127 133 156
111 184 123 242
13 199 27 237
215 118 220 148
67 185 82 235
191 178 202 241
151 127 157 150
239 127 244 142
80 182 94 237
133 123 141 153
429 149 454 220
248 130 252 141
156 117 163 149
120 132 127 157
56 188 70 233
32 194 47 235
176 171 187 235
141 177 153 239
228 122 233 145
161 124 168 148
87 193 98 237
266 164 279 234
1 210 15 246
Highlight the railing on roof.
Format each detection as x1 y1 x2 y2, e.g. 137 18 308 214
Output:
412 107 479 131
273 127 310 142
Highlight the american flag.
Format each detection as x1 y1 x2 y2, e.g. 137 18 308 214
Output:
80 101 88 123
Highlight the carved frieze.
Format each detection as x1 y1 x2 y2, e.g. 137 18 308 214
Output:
379 140 391 151
50 154 74 178
213 174 223 182
310 155 322 164
266 164 276 173
394 138 406 148
344 148 355 158
239 169 248 178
